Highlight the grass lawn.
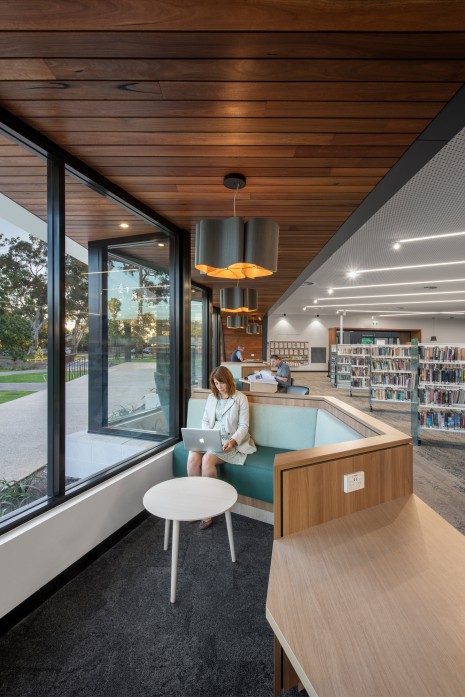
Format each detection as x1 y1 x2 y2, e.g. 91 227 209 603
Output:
0 391 35 404
0 372 47 383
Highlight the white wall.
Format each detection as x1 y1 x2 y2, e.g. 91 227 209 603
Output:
0 448 173 619
268 313 465 371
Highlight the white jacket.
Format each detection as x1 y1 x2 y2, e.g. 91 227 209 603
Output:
201 392 257 455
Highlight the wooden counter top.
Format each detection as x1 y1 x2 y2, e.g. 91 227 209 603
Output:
267 495 465 697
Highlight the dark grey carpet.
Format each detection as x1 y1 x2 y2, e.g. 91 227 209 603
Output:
0 514 301 697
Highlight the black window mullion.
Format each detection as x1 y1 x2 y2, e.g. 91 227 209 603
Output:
87 244 108 433
47 157 66 499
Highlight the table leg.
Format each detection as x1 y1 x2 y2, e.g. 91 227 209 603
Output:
164 518 170 551
170 519 180 603
225 509 236 562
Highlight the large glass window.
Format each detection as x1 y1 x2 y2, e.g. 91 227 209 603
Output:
64 173 174 485
105 241 171 439
0 133 48 522
0 114 184 532
191 286 207 388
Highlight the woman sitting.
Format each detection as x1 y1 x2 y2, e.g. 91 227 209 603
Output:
187 365 256 529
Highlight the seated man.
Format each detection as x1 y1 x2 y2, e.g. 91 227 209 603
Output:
270 354 291 391
231 343 245 362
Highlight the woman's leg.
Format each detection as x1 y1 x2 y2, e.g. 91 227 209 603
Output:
187 450 203 476
200 452 221 478
199 453 223 529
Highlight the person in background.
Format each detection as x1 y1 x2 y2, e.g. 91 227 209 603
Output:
187 365 256 529
230 343 245 362
270 354 291 391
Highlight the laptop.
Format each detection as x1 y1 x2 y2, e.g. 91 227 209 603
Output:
181 427 223 452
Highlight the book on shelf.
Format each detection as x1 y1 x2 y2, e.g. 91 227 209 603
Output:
420 345 465 362
419 387 465 407
419 409 465 430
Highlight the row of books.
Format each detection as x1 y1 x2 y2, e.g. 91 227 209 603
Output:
372 375 414 387
419 387 465 407
419 368 464 384
372 360 411 371
351 358 369 367
420 346 465 362
418 410 465 430
352 367 368 377
351 378 369 388
371 388 412 401
371 346 412 357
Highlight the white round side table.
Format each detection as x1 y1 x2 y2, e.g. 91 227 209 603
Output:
143 477 238 603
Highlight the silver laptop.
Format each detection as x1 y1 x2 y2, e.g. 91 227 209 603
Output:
181 427 223 452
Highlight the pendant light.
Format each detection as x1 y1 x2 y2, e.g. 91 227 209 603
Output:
246 315 262 334
220 287 258 313
195 174 279 279
246 321 262 335
226 315 248 329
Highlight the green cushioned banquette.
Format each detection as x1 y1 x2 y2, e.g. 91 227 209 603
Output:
173 398 318 503
172 442 290 503
174 398 362 503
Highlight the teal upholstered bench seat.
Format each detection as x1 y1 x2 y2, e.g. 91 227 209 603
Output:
174 395 362 504
172 442 290 504
173 397 317 504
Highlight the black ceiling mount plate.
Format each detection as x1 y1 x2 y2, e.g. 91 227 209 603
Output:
223 173 246 190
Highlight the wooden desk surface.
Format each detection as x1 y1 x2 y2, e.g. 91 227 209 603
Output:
267 495 465 697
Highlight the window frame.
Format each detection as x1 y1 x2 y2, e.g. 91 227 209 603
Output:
0 105 189 535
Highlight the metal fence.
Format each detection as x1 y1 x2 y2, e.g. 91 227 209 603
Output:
66 358 88 381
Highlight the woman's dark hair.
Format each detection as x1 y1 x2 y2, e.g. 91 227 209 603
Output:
210 365 236 398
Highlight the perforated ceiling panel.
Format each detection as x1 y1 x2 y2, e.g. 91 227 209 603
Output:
278 126 465 318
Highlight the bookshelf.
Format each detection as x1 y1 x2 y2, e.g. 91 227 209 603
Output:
348 345 371 396
369 345 414 411
335 345 351 389
268 341 309 368
415 344 465 440
330 345 337 384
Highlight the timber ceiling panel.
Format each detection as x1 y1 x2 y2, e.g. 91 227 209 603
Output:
1 1 465 316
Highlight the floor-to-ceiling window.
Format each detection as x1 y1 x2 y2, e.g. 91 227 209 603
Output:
0 132 49 522
0 113 185 531
64 172 176 485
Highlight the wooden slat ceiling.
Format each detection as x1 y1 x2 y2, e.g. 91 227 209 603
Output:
1 1 465 317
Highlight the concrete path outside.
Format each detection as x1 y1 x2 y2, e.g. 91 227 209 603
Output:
0 361 167 481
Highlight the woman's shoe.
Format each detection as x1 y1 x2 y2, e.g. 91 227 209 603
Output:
199 518 213 530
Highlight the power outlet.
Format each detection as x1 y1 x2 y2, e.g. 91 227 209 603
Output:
343 471 365 493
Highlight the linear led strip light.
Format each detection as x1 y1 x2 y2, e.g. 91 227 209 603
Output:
311 299 465 308
316 290 465 302
380 312 465 317
326 276 465 292
393 230 465 250
347 260 465 279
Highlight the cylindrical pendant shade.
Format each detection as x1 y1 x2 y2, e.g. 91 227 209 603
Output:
243 218 279 278
195 217 246 277
246 323 262 334
195 216 279 279
220 287 258 313
226 315 248 329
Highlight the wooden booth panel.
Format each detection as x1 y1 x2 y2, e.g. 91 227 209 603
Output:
281 443 413 537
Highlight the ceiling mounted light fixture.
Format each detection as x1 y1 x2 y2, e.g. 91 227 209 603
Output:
195 173 279 279
226 315 248 329
246 321 262 335
220 287 258 313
